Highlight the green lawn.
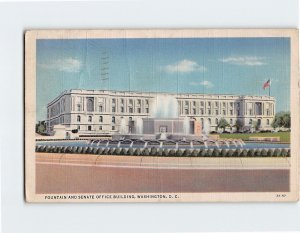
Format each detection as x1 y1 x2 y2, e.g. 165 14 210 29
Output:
218 132 290 143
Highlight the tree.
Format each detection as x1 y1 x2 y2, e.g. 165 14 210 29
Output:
217 118 229 132
233 119 244 132
271 112 291 129
36 121 46 134
252 120 260 131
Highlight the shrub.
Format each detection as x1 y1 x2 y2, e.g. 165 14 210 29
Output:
287 149 291 157
199 149 207 157
120 148 127 155
114 148 121 155
281 149 288 157
45 146 51 153
261 149 268 157
162 149 169 157
133 148 141 156
71 146 78 153
168 149 176 157
102 148 109 155
191 150 198 157
220 149 227 157
157 149 163 156
273 148 280 157
183 149 192 157
206 149 213 157
52 146 58 153
92 147 98 154
227 149 234 157
97 148 104 155
254 149 261 157
176 149 183 157
56 146 62 153
240 149 248 157
212 149 220 157
150 147 157 156
127 148 134 156
247 149 255 157
142 148 150 156
267 149 273 157
233 149 242 157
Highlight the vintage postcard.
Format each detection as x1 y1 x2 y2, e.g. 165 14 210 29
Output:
25 29 299 202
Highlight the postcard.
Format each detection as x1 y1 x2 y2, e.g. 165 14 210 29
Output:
25 29 299 202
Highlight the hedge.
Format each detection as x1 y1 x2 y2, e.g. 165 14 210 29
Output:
35 146 291 157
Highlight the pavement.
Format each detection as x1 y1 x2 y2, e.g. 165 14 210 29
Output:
36 153 290 194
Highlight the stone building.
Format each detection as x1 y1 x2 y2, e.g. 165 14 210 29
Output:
46 89 275 136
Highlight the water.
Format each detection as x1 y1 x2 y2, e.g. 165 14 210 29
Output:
37 140 290 150
120 118 127 134
136 118 143 134
183 116 190 135
150 94 179 118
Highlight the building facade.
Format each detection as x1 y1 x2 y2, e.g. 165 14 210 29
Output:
46 89 275 136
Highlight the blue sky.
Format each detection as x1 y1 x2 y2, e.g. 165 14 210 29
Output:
36 37 290 121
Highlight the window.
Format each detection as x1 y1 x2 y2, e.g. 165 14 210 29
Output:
129 99 133 105
201 118 204 125
230 119 233 124
230 110 233 115
237 110 240 116
200 109 204 115
129 107 133 113
215 102 218 107
249 109 253 116
129 117 132 121
185 101 189 106
184 109 189 114
200 101 204 107
121 99 124 104
88 126 92 131
223 110 226 115
249 119 252 125
99 126 103 130
145 99 149 105
208 102 211 107
216 110 219 115
223 102 226 107
112 98 116 104
112 106 116 112
88 116 92 122
208 118 211 124
267 119 270 125
266 109 270 116
230 102 233 107
112 116 115 123
112 126 115 130
192 109 196 114
193 101 196 106
145 108 149 113
99 116 103 122
87 98 94 112
77 115 81 122
77 104 81 111
121 107 124 113
137 108 141 113
99 105 103 112
137 99 141 105
215 118 218 124
236 103 240 108
208 109 211 115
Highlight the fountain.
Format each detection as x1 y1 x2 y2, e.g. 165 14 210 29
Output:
183 116 190 135
150 94 179 118
117 141 121 148
136 118 143 135
120 118 127 134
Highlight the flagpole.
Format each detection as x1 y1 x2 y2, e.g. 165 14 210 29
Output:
269 84 270 97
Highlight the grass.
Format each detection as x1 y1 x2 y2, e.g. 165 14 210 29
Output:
218 132 290 143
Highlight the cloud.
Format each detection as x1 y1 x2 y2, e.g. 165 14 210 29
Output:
163 59 206 73
189 80 213 88
38 58 83 73
219 56 266 66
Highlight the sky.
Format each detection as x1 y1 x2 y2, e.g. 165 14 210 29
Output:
36 37 290 121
